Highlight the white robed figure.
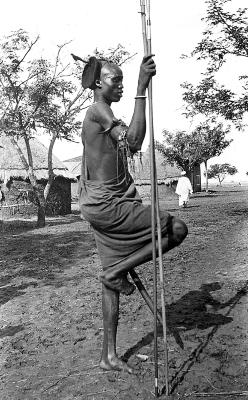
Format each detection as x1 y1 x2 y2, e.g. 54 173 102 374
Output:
175 171 193 208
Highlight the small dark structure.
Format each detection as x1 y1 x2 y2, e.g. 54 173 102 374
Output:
0 134 75 216
190 164 201 193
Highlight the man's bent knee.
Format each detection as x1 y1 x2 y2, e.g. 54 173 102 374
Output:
171 217 188 245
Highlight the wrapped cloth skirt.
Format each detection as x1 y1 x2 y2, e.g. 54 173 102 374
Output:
79 173 172 270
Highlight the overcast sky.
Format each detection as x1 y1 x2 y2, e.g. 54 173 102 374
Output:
1 0 248 181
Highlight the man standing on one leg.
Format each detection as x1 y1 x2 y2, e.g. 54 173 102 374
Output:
79 55 188 373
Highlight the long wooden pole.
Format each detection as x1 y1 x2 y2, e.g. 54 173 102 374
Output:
139 0 169 396
146 6 169 394
155 184 170 395
139 1 158 396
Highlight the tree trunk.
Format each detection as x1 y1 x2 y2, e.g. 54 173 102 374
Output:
27 172 46 227
21 135 47 227
204 160 209 192
36 192 46 227
44 132 57 201
10 136 46 226
184 167 191 180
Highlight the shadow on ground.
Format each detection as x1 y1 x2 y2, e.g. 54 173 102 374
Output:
0 226 96 304
122 281 248 393
0 214 84 235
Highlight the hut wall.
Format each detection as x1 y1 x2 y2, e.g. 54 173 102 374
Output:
136 182 177 201
1 180 37 218
1 178 72 217
45 177 71 216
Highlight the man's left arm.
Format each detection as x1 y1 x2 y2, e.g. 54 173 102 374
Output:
126 55 156 153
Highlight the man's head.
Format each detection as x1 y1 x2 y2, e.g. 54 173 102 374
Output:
81 57 123 103
96 62 123 103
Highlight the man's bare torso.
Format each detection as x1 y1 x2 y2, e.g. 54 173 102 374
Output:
82 103 127 181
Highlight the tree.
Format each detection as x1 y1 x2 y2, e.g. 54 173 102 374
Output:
189 120 232 191
181 0 248 126
206 163 238 185
156 120 231 191
0 29 87 226
156 130 199 178
0 30 132 227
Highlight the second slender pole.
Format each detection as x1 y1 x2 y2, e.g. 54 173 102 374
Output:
140 1 158 396
139 0 169 396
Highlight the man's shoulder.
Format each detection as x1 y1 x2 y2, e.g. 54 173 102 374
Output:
86 102 114 122
86 102 120 133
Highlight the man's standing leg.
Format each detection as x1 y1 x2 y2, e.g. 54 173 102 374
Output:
100 285 133 373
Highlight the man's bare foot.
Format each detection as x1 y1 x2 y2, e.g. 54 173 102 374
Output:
100 356 135 374
100 275 135 296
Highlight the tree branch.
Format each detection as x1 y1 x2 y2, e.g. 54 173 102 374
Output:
13 35 40 72
119 52 137 66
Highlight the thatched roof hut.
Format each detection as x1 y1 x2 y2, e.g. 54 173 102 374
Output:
63 156 81 178
0 133 74 182
0 133 75 216
131 148 182 185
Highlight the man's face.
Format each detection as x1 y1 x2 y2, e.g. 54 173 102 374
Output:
100 64 123 102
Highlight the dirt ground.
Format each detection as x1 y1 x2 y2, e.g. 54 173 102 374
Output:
0 185 248 400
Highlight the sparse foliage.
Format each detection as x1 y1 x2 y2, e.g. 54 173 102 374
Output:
0 29 88 226
182 0 248 127
92 44 136 66
206 163 238 185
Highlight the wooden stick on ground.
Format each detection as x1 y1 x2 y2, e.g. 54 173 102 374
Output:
129 269 184 351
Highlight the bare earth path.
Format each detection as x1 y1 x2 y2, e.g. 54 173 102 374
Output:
0 186 248 400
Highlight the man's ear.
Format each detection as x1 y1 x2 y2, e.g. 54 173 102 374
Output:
95 79 102 88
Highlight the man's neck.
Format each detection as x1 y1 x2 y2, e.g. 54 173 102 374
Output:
94 93 112 106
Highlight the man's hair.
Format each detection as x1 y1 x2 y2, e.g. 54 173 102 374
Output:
81 57 101 90
81 57 113 90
